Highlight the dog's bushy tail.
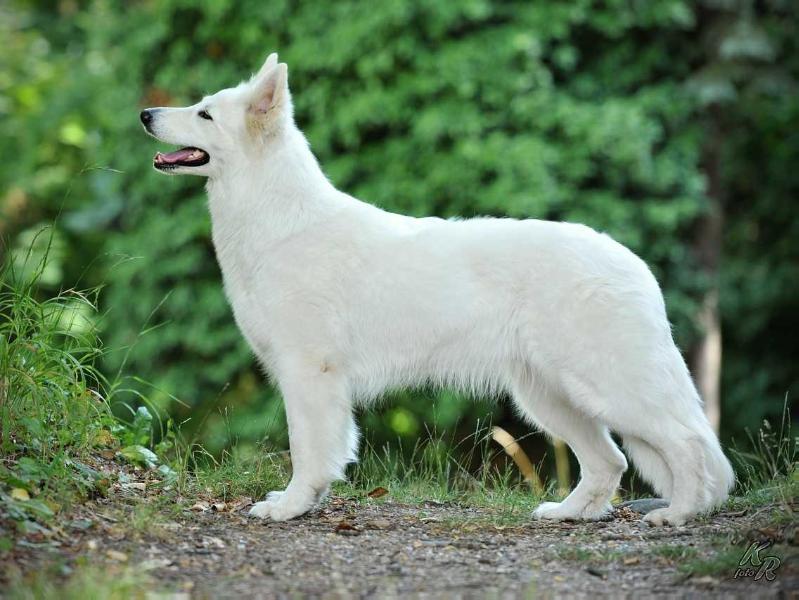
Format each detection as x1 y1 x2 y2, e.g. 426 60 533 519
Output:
676 361 736 507
694 412 736 506
625 354 735 508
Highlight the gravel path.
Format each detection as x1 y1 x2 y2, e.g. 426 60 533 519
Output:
16 494 789 599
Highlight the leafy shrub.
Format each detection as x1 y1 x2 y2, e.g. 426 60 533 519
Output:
0 239 173 525
1 1 796 458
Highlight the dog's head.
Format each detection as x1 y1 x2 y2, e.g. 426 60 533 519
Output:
140 53 291 177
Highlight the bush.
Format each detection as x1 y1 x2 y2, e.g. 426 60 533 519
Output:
1 1 796 457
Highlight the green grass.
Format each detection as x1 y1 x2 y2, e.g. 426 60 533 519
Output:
652 544 700 562
187 428 548 530
341 425 554 509
677 541 795 578
193 446 291 500
186 396 796 533
730 395 796 492
1 248 112 522
189 419 552 516
680 549 743 577
723 399 797 526
5 562 154 600
0 240 176 531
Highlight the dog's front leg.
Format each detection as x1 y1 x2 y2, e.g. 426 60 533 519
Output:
249 362 358 521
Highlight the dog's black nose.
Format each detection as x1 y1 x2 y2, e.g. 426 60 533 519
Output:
140 109 153 126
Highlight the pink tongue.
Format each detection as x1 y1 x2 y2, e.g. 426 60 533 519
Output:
155 148 196 164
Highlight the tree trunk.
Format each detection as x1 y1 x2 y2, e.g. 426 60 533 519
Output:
693 117 724 433
694 284 722 431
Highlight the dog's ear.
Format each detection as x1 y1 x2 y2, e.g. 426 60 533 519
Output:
254 53 278 81
249 63 289 115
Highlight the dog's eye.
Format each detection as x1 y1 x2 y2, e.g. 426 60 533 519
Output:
198 110 213 121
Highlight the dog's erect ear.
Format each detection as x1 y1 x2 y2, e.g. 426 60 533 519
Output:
254 53 278 81
249 63 288 115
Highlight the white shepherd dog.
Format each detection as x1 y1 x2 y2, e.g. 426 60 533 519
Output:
141 52 734 525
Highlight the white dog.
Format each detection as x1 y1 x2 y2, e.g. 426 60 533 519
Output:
141 53 734 525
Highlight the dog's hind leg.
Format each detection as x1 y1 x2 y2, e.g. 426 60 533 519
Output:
622 435 673 500
510 373 627 520
557 359 731 526
250 359 358 521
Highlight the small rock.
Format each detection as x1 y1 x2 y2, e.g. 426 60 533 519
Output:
367 519 392 530
203 536 226 549
11 488 30 501
69 519 94 531
586 566 606 579
139 558 172 571
106 549 128 562
121 482 146 492
616 498 669 514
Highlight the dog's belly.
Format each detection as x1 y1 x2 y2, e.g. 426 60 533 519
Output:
346 325 519 401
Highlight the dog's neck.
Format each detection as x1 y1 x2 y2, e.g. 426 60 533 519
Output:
206 125 340 252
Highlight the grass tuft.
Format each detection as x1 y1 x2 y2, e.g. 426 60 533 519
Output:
0 241 176 530
343 423 551 505
5 562 151 600
731 395 796 491
725 398 797 522
0 254 115 520
193 446 291 500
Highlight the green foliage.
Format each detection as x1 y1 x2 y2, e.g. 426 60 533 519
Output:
677 543 746 577
652 544 699 561
5 562 150 600
732 397 796 490
345 422 540 503
0 241 111 516
726 398 797 517
194 447 291 501
191 421 546 525
0 248 174 528
0 0 796 459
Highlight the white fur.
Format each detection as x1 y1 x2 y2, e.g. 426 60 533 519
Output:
142 53 735 525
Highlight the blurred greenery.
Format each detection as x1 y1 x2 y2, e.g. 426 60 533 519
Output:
1 1 796 472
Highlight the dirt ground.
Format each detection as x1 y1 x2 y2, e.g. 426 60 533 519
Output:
5 493 796 599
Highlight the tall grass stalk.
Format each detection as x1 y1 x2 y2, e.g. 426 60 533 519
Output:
729 395 796 504
0 238 110 466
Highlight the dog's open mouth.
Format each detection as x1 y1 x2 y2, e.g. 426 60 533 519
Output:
153 147 210 170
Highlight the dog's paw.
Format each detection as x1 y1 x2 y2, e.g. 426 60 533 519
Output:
532 501 565 520
533 500 612 521
642 507 688 527
249 490 313 522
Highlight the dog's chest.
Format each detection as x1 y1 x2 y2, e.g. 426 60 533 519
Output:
211 230 282 355
211 224 337 360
